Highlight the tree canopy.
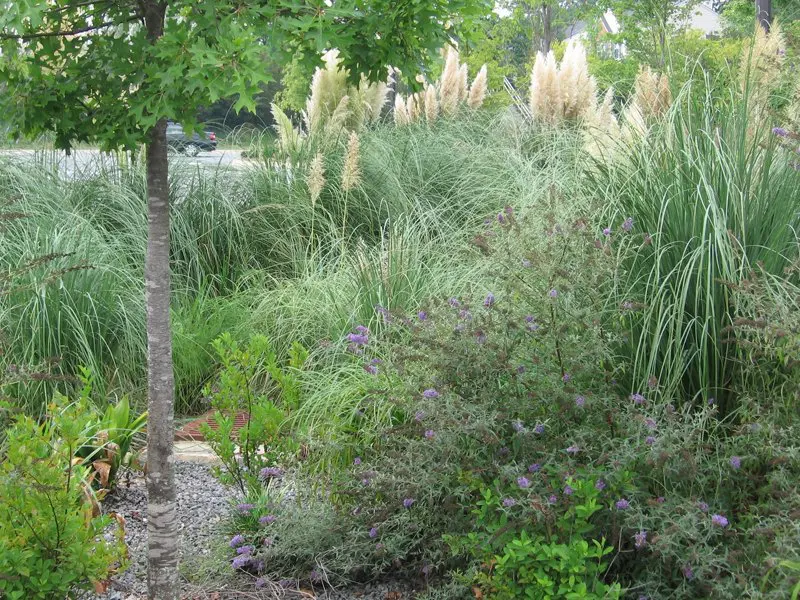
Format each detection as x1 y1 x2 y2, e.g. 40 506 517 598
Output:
0 0 491 151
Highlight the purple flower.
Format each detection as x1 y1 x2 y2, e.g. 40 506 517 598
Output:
237 503 256 513
522 259 532 268
458 309 471 320
575 395 585 407
562 373 571 383
730 456 741 470
533 423 545 435
255 578 266 589
566 445 580 455
630 393 646 405
229 534 246 548
525 315 535 323
645 418 657 430
260 466 283 479
347 333 369 346
423 388 439 398
528 463 541 473
548 494 558 504
424 429 436 439
414 411 426 422
683 564 694 580
603 227 612 237
502 498 517 507
711 514 729 528
353 457 362 466
417 311 428 321
310 569 322 583
355 325 369 334
232 555 250 569
363 363 378 375
622 217 634 232
656 496 665 503
259 515 277 525
595 479 606 491
646 436 656 446
361 478 371 486
236 545 255 555
549 289 558 298
516 365 526 374
634 530 647 549
403 498 415 508
279 579 294 589
369 527 378 538
616 498 630 510
512 420 525 433
517 476 531 489
448 297 460 308
697 501 709 513
564 485 574 496
773 127 789 137
484 293 495 307
497 212 506 224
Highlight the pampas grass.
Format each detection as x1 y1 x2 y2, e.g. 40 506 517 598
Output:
468 65 488 110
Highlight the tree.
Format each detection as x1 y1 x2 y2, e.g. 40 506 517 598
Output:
601 0 700 65
497 1 600 55
0 1 490 598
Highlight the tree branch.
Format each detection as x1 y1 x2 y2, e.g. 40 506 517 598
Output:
0 16 139 41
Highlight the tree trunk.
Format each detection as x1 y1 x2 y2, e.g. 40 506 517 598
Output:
540 3 553 55
143 2 178 600
756 0 772 33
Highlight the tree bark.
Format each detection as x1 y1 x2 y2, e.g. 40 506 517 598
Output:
540 3 553 55
756 0 772 33
143 2 179 600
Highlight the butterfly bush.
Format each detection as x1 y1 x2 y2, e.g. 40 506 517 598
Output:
218 204 800 598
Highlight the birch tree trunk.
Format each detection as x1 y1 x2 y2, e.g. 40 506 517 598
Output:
143 2 179 599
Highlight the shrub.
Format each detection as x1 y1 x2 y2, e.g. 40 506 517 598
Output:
0 398 127 599
219 204 800 600
200 333 303 496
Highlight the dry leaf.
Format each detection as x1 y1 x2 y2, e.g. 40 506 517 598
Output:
92 579 109 594
472 587 484 599
92 459 112 489
385 592 402 600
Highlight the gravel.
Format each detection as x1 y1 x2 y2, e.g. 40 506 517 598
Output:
86 463 428 600
86 462 237 600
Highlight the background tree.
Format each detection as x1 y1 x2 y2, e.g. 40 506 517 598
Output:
600 0 700 65
0 1 491 598
495 1 600 55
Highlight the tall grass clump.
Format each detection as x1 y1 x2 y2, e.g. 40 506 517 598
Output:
590 83 800 413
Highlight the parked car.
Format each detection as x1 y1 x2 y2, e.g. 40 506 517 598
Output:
166 122 217 156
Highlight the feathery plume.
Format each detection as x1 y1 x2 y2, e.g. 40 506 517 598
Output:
458 63 469 102
411 93 425 123
468 65 488 109
394 94 410 126
306 153 326 206
327 95 351 135
740 22 786 123
424 84 439 124
341 131 362 191
559 42 597 120
439 47 461 116
529 50 561 124
584 88 620 159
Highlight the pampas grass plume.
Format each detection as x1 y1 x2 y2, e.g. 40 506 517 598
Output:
468 65 488 109
341 131 362 191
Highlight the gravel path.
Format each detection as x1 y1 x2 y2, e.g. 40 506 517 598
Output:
88 463 426 600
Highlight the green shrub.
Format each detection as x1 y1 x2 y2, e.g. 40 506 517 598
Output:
449 480 621 599
0 398 127 599
200 333 303 496
218 207 800 599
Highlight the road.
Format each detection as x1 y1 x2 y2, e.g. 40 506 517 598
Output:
0 147 250 179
